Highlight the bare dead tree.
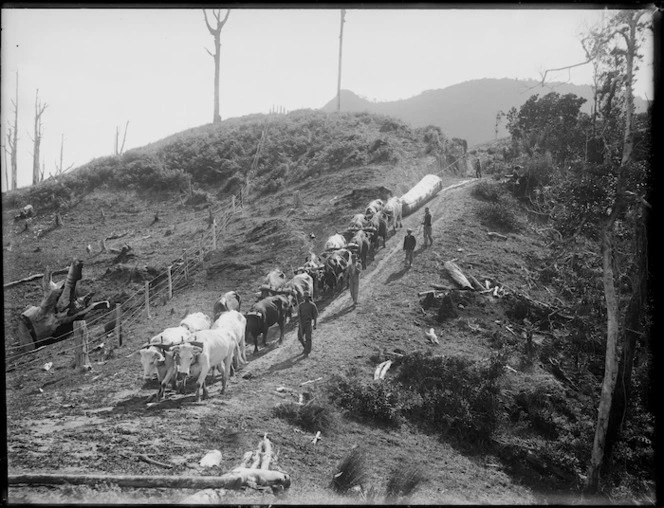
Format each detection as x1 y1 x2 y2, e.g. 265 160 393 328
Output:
336 9 346 113
30 89 48 185
54 133 75 177
2 132 9 191
203 9 231 124
7 71 19 190
115 121 129 156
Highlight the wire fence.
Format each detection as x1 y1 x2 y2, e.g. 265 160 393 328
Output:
5 182 250 370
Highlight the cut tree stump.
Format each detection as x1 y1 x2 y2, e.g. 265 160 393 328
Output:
18 259 110 350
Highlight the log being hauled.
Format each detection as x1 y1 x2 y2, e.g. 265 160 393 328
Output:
442 261 473 290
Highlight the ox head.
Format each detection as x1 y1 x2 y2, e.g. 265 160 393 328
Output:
172 342 203 381
130 345 167 380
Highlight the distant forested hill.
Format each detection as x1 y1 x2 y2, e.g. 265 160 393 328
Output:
321 78 649 147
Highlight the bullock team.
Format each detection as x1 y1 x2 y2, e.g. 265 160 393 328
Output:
130 196 403 402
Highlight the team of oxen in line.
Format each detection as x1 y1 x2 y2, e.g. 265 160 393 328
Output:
129 196 403 402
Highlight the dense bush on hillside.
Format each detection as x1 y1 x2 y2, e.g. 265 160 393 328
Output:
7 109 435 211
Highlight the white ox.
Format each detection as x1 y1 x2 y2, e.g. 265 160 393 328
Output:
324 233 347 251
170 325 238 402
131 312 211 382
383 196 403 232
211 309 247 370
365 199 385 217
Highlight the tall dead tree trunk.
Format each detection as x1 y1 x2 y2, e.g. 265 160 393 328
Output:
31 89 47 186
203 9 231 124
114 121 129 156
336 9 346 113
7 71 19 190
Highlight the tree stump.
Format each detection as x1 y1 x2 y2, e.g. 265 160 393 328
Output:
19 260 110 348
437 294 458 322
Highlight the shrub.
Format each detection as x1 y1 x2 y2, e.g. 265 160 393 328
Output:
385 464 425 500
327 373 405 427
184 189 210 206
396 352 504 445
471 180 500 202
273 401 335 433
476 201 522 233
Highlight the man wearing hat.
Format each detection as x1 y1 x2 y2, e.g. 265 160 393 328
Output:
347 252 362 306
403 227 416 268
297 290 319 356
422 207 433 248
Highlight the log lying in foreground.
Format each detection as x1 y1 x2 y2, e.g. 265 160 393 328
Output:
8 473 244 490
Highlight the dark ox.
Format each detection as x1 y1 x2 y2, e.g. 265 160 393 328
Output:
347 229 371 269
283 272 314 308
212 290 241 321
322 248 352 294
368 211 388 249
245 295 293 353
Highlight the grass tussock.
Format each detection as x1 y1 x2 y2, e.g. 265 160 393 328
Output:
330 447 368 494
385 464 426 500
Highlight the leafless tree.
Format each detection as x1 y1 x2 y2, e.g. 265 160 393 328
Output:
203 9 231 124
115 121 129 156
336 9 346 113
54 133 75 177
7 72 19 190
30 89 47 185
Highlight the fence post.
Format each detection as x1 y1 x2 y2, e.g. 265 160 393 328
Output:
212 219 217 250
231 195 235 212
168 265 173 299
184 250 189 281
145 281 150 320
115 303 122 347
73 321 91 371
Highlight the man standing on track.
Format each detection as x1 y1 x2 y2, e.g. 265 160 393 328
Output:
297 291 318 357
403 228 416 268
422 207 433 248
347 253 361 306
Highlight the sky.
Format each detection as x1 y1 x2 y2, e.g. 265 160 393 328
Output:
0 6 655 192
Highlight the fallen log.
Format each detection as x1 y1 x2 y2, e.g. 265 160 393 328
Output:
8 473 245 490
4 268 70 289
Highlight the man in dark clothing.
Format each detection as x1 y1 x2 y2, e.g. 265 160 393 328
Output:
403 228 416 268
475 158 482 178
297 291 318 356
422 207 433 248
